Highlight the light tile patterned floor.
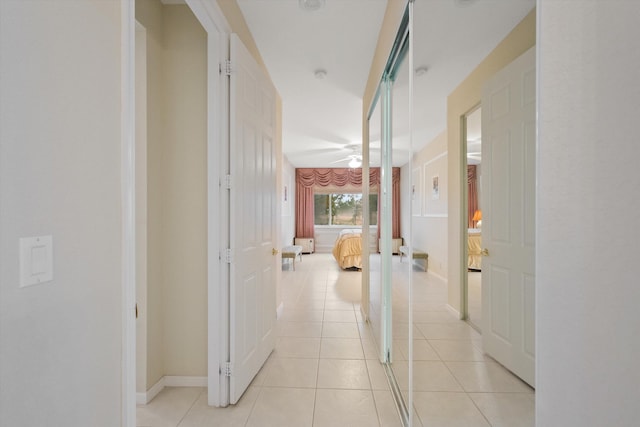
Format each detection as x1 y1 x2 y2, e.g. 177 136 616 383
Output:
137 253 534 426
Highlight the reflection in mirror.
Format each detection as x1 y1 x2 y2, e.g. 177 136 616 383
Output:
367 96 383 362
465 107 482 330
365 4 413 424
364 1 425 423
390 47 412 412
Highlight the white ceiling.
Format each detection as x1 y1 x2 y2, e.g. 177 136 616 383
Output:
236 0 535 168
237 0 387 168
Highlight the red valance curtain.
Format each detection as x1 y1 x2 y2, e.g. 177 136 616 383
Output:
468 165 478 228
296 168 381 188
295 167 400 240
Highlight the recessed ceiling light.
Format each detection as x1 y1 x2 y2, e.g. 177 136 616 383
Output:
299 0 325 12
314 69 327 79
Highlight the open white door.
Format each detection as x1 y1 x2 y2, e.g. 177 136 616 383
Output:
229 33 277 403
481 46 535 387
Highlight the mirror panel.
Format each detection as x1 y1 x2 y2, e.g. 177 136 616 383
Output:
367 96 383 360
390 47 411 409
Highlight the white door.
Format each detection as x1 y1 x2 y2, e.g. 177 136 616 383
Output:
229 33 277 403
481 46 535 387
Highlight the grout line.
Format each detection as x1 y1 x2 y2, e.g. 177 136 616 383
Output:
175 388 206 427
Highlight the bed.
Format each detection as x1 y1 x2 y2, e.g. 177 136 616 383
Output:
332 229 363 270
468 229 482 270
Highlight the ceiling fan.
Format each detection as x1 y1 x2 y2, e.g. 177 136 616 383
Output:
331 152 362 168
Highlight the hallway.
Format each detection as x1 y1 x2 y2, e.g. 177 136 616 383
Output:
137 253 534 427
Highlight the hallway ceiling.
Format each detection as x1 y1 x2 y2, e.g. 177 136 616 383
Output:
237 0 535 168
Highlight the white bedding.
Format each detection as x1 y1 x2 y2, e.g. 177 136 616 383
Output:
339 228 362 236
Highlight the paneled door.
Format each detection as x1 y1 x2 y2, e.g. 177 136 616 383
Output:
229 33 277 403
481 46 535 387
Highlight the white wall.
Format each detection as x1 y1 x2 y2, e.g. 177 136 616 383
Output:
281 156 296 246
0 1 122 425
537 1 640 425
408 131 449 279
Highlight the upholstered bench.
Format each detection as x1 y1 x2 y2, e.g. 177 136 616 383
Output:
282 245 303 271
399 246 428 270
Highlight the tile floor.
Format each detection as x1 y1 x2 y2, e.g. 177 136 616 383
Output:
467 270 482 330
137 253 534 427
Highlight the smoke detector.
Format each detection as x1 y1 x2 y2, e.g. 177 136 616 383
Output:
415 66 429 76
299 0 325 12
314 69 327 79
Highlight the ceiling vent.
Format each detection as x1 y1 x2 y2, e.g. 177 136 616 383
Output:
299 0 325 12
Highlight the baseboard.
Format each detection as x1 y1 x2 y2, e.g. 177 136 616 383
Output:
428 270 447 282
446 304 461 319
136 375 207 405
164 375 207 387
359 305 368 323
137 377 165 405
276 301 284 319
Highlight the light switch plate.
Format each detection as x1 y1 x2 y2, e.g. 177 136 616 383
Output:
19 235 53 288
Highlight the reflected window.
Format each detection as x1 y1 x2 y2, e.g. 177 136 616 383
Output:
314 193 378 226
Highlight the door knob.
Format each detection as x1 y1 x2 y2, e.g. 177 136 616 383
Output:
481 248 489 256
272 248 279 256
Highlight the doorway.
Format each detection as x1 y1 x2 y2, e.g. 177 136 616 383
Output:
463 106 482 331
133 0 213 410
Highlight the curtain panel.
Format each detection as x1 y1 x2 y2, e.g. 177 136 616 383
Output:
295 167 400 241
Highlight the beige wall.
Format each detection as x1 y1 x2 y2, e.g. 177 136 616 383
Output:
362 0 407 117
136 0 208 387
136 0 165 390
446 10 536 312
135 21 149 394
0 1 122 424
161 4 208 377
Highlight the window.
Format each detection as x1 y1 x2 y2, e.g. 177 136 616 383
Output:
314 193 378 226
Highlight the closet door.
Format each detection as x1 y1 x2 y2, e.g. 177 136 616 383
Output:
229 33 278 403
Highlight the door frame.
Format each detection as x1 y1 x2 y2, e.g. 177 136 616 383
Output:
182 0 232 407
121 0 136 425
184 0 231 407
460 103 481 328
122 1 232 424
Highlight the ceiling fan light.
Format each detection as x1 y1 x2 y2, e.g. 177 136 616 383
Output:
348 157 361 168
